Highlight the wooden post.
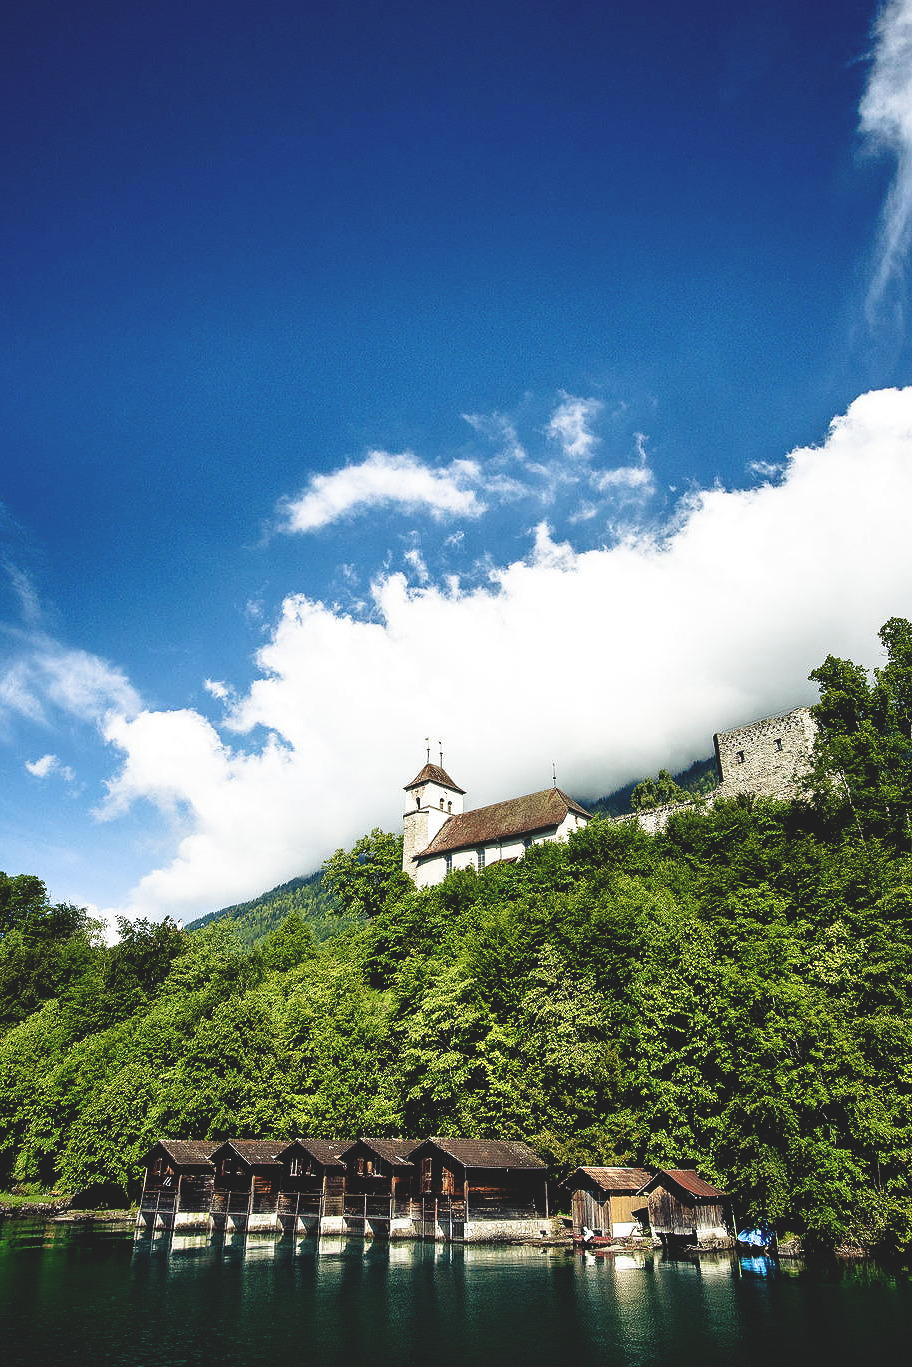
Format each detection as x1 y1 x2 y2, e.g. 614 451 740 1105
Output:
137 1163 149 1228
544 1176 549 1220
464 1176 469 1221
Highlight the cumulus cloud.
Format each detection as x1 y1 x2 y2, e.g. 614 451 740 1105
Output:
203 678 231 701
546 393 604 461
859 0 912 315
280 449 485 532
98 386 912 925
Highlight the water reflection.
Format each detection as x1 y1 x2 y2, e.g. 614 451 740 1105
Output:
4 1220 912 1367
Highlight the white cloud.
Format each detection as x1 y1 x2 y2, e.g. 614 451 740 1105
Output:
747 459 786 480
280 449 485 533
203 678 231 701
0 633 141 729
98 386 912 925
26 753 59 778
462 411 528 463
596 431 656 497
25 752 76 782
859 0 912 315
403 547 430 583
546 393 604 461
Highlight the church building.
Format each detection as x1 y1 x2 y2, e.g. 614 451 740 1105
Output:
402 759 592 889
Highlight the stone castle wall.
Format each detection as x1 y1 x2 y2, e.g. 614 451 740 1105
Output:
621 706 817 835
714 706 816 801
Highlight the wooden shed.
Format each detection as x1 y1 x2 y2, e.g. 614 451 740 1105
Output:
637 1169 733 1248
209 1139 283 1221
274 1139 346 1194
566 1167 652 1240
340 1138 419 1211
138 1139 215 1223
410 1137 549 1217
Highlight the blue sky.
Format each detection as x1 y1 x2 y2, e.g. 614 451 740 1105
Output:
3 0 912 926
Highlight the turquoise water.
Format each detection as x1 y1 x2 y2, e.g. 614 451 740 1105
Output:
2 1221 911 1367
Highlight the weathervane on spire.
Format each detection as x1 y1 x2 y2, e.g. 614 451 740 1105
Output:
439 740 444 767
425 736 430 763
552 760 557 788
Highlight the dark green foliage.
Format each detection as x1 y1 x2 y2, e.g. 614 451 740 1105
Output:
630 769 695 811
185 871 344 946
323 828 410 919
2 623 912 1254
586 757 717 817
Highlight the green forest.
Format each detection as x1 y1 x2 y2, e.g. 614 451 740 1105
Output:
2 619 912 1254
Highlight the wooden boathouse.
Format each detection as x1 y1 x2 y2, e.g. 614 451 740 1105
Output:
409 1138 550 1241
338 1138 419 1235
637 1169 733 1249
209 1140 284 1232
274 1139 347 1233
566 1166 652 1241
137 1140 215 1232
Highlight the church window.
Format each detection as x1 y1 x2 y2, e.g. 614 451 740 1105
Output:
440 798 444 809
736 750 745 764
477 847 485 871
416 795 420 808
447 800 452 812
445 853 453 874
774 738 783 751
523 836 532 849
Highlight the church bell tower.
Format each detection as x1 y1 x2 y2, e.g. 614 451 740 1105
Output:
402 753 465 876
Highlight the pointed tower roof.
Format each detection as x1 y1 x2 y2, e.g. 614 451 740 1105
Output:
404 762 466 794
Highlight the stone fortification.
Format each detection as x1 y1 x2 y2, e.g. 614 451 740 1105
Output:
713 706 816 801
622 706 817 834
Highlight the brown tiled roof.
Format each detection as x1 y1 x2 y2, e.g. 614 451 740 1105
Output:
209 1139 283 1166
421 1138 546 1170
639 1169 728 1200
148 1140 215 1169
416 788 591 859
342 1138 420 1166
274 1139 347 1168
571 1166 652 1192
405 763 465 794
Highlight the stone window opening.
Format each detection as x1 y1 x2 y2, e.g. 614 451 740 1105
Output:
447 800 452 812
440 797 444 809
736 750 745 764
774 737 783 751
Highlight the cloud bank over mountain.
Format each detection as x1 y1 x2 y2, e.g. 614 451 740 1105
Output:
91 385 912 923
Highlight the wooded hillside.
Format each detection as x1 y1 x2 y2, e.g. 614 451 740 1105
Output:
1 619 911 1254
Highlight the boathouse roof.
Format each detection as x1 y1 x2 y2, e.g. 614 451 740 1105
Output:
638 1169 728 1200
274 1139 347 1168
418 1138 547 1170
209 1139 283 1167
569 1166 652 1191
144 1139 215 1168
343 1138 420 1166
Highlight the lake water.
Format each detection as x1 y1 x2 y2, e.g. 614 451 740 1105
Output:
2 1220 911 1367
